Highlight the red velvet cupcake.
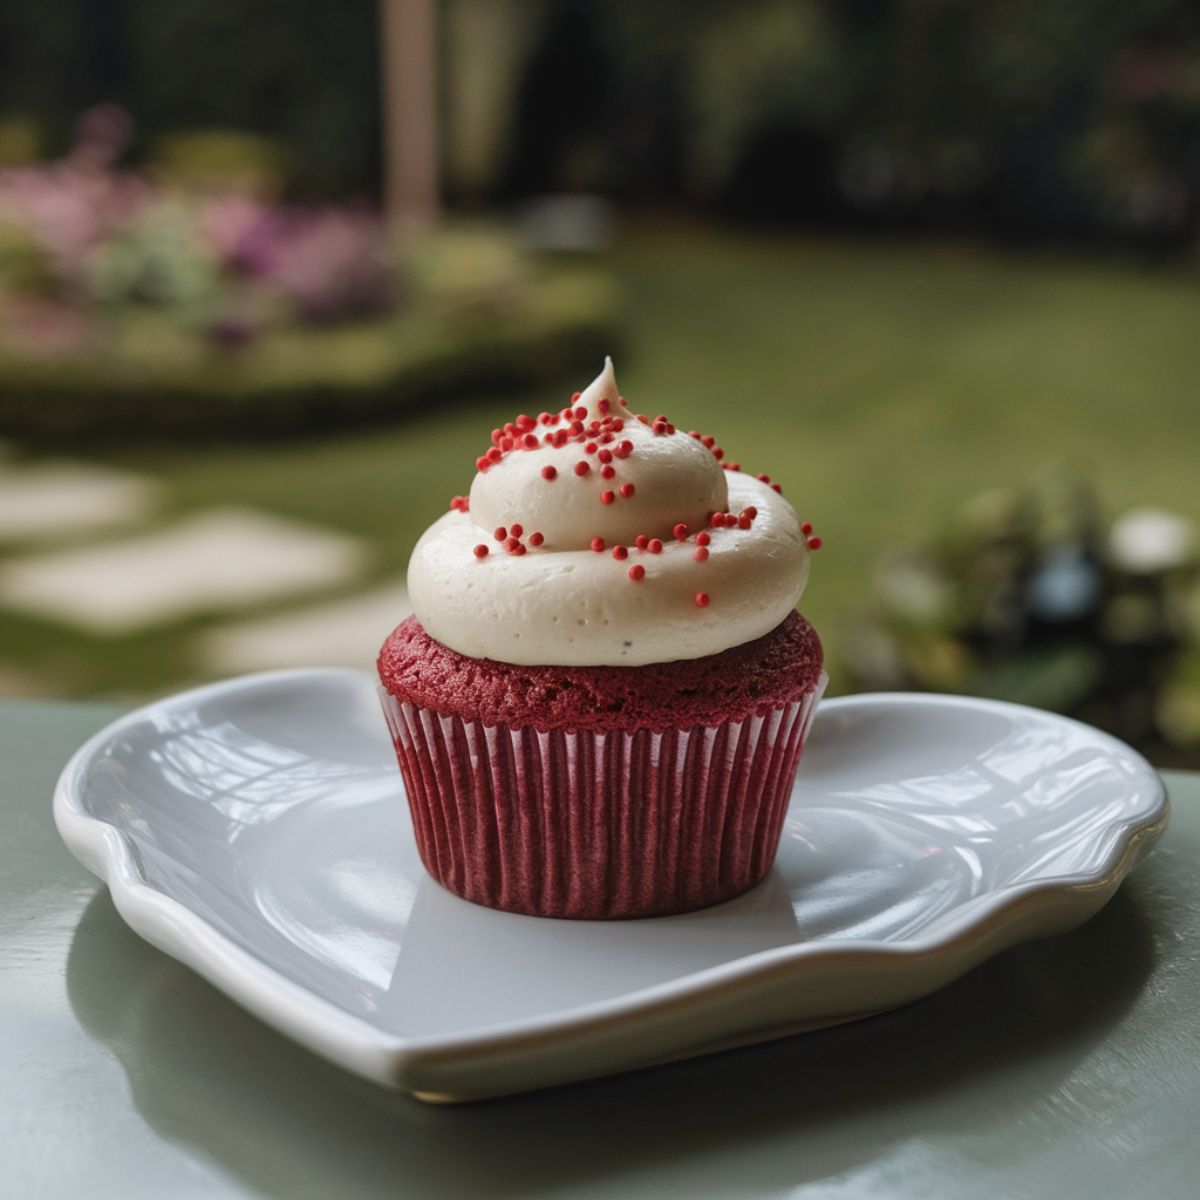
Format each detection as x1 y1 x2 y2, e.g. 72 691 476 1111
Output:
379 358 826 919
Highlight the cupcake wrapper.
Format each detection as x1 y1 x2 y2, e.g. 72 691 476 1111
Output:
379 675 827 920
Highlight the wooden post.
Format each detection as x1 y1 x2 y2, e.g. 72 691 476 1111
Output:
380 0 439 232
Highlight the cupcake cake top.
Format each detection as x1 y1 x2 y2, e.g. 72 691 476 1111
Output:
407 358 821 666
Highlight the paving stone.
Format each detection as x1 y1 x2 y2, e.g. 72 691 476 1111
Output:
0 508 367 635
199 580 411 674
0 461 160 541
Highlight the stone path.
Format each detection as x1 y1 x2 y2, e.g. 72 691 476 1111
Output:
200 580 411 674
0 461 160 541
0 508 366 635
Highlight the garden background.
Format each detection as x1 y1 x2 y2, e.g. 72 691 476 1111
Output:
2 0 1199 765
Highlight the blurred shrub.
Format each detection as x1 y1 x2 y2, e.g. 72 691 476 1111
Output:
0 107 397 331
150 129 288 196
0 117 42 165
406 224 527 312
841 473 1200 762
0 270 617 440
687 1 848 194
7 1 1197 246
478 0 1200 248
0 106 619 439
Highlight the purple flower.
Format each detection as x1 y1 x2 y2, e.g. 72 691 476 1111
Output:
200 195 283 278
268 208 397 323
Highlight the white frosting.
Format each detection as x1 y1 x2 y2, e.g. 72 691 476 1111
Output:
469 359 727 550
407 359 811 666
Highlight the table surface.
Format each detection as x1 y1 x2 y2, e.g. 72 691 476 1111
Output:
3 698 1200 1200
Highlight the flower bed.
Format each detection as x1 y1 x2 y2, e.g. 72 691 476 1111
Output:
0 107 618 441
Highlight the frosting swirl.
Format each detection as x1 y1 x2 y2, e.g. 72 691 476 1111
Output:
407 359 815 666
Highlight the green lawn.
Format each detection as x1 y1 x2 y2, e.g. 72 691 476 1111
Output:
3 220 1199 697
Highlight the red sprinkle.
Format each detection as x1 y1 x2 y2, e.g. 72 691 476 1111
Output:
615 440 634 458
713 448 724 461
523 433 539 449
711 513 726 528
529 531 544 547
510 523 523 537
694 592 710 608
542 465 558 481
598 448 613 464
473 544 489 558
505 536 520 551
493 526 507 542
574 461 590 477
702 436 715 449
694 546 709 562
612 545 628 560
673 523 689 541
648 538 663 554
738 515 752 529
476 456 490 471
600 490 616 505
574 405 587 420
628 564 646 581
585 442 598 454
771 483 783 493
600 464 616 479
619 482 636 498
807 535 823 550
591 536 606 552
696 532 711 546
598 397 610 414
801 521 813 535
743 506 758 519
635 534 649 550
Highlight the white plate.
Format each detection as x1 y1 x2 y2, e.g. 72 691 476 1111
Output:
54 670 1168 1100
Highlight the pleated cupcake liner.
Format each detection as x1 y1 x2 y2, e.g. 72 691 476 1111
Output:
379 675 827 920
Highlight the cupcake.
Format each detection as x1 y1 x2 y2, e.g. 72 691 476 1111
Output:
378 358 825 919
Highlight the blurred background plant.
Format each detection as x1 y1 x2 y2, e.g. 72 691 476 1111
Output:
841 476 1200 764
0 0 1198 767
0 100 612 436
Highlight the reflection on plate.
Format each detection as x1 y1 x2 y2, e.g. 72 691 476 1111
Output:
55 670 1167 1099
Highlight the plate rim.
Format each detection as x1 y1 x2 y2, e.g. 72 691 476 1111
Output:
53 668 1170 1093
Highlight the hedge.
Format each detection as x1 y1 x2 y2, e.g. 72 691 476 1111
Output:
0 271 620 442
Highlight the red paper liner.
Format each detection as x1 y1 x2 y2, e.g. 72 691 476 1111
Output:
379 676 826 920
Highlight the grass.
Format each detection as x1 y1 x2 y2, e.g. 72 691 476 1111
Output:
2 219 1198 698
